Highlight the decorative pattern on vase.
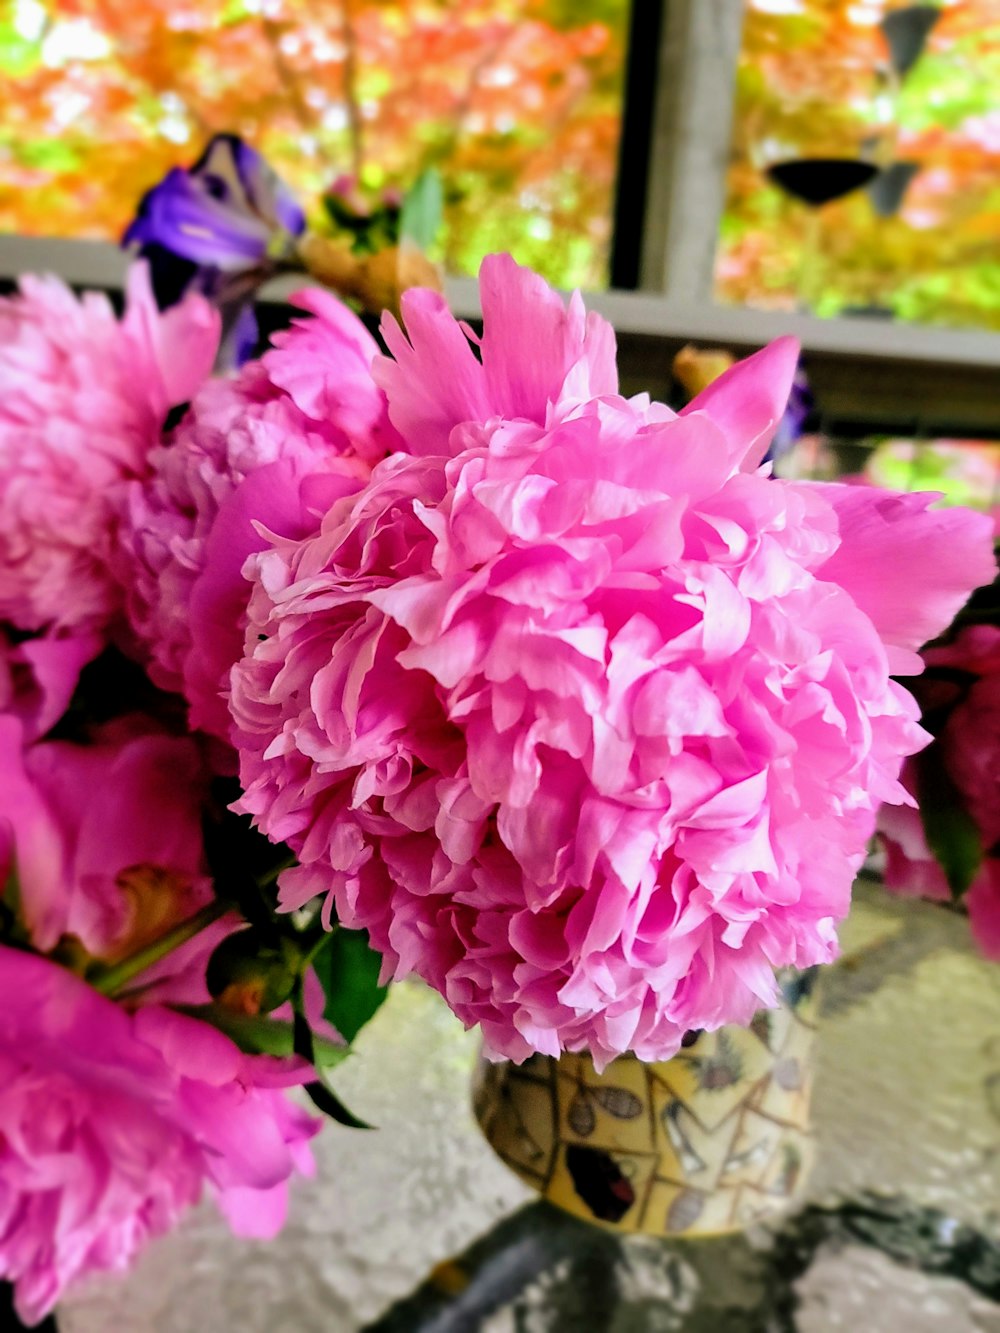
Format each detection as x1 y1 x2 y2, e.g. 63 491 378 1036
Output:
472 970 819 1237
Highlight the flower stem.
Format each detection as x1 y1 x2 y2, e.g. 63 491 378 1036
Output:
89 899 231 998
257 854 296 891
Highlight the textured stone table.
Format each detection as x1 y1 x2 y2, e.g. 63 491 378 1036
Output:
62 881 1000 1332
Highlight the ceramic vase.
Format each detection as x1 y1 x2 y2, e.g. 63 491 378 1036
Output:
473 970 819 1237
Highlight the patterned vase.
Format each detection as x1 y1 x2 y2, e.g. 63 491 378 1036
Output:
472 970 819 1237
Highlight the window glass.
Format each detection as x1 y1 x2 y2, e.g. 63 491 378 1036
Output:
0 0 628 289
861 437 1000 508
777 433 1000 518
716 0 1000 330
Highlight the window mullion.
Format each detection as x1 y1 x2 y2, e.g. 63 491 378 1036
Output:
639 0 746 301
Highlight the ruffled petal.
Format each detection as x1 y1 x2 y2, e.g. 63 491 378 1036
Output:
802 484 996 671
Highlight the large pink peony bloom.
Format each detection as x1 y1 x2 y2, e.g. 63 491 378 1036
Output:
231 254 995 1067
118 288 395 743
880 624 1000 958
0 946 318 1327
0 264 218 637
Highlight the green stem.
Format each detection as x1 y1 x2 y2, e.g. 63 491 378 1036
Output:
300 922 340 973
257 854 296 891
90 899 231 998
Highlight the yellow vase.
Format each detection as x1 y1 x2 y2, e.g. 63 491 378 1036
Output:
473 971 819 1237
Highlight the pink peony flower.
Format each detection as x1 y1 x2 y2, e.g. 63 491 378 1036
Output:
375 253 617 457
0 629 101 743
0 946 318 1326
231 254 995 1068
118 288 395 744
0 712 213 972
877 778 952 905
930 627 1000 848
880 624 1000 958
0 264 218 637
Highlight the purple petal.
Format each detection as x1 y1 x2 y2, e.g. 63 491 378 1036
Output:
226 134 306 237
768 369 814 461
215 301 260 370
126 168 271 271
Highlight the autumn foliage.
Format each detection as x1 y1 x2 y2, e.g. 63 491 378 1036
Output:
0 0 627 289
717 0 1000 330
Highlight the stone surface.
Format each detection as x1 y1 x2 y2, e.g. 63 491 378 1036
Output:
812 885 1000 1232
795 1244 1000 1333
60 882 1000 1332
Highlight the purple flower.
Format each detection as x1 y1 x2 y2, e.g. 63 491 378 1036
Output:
123 135 306 363
767 368 814 461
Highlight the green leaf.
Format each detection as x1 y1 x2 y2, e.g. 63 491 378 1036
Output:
0 25 42 77
302 1076 374 1129
177 1004 349 1069
291 983 373 1129
217 0 253 26
399 168 443 252
312 927 388 1044
915 743 983 900
17 140 81 173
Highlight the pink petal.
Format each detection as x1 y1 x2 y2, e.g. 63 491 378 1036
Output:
680 336 800 472
804 485 997 671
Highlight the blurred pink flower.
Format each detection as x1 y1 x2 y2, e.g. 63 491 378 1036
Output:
0 629 100 743
231 254 994 1068
0 946 317 1327
881 625 1000 959
880 768 1000 961
118 288 394 744
877 775 951 904
0 264 218 637
931 627 1000 849
967 862 1000 958
0 712 214 981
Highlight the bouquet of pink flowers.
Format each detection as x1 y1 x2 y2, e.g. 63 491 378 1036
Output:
0 195 994 1318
